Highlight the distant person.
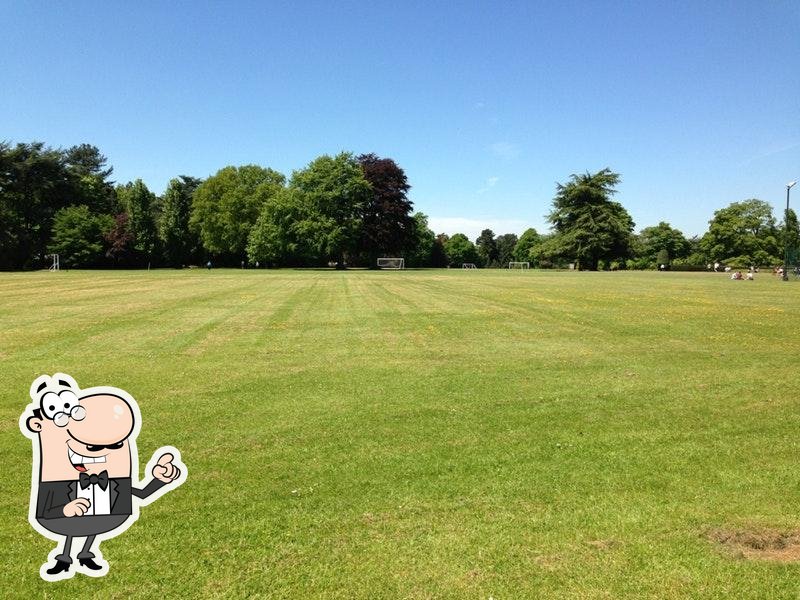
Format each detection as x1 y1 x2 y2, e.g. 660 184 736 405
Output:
241 261 245 269
714 262 720 272
255 261 260 268
746 272 754 280
206 261 212 270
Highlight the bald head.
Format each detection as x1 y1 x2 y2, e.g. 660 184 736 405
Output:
67 393 135 446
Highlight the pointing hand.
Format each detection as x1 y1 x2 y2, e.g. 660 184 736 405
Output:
152 452 181 483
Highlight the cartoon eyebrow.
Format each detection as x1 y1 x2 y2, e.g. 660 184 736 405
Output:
57 379 72 387
36 382 47 393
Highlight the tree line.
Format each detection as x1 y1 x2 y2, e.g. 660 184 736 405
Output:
1 141 797 271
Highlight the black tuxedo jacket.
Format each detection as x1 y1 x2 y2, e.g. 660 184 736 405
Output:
36 477 167 520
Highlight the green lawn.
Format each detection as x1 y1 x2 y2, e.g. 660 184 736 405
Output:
2 269 800 598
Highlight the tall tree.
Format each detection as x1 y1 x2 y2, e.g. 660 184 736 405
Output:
513 228 541 263
159 175 202 267
495 233 518 267
547 168 634 270
475 229 498 267
782 208 800 265
407 212 436 267
699 199 780 266
117 179 158 265
247 188 324 267
0 142 73 269
289 153 372 268
104 213 135 266
64 143 113 179
64 144 117 215
356 154 415 267
191 165 285 261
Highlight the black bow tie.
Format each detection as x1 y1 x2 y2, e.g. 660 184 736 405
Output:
79 470 109 491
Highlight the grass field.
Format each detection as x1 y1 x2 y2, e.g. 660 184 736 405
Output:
3 268 800 598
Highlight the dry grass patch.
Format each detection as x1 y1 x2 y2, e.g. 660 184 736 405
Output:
706 527 800 562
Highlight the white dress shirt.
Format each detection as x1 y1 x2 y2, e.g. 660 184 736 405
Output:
76 479 111 515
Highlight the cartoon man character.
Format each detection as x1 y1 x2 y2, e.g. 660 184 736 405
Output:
19 373 186 580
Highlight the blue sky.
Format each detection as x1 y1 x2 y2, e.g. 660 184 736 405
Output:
3 1 799 240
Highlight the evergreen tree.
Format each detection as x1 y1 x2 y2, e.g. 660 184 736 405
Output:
547 168 634 270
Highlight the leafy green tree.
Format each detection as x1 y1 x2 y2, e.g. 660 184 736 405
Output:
357 154 415 266
191 165 285 260
407 212 436 267
289 153 372 268
48 205 113 268
444 233 479 267
630 221 691 268
513 228 541 263
699 199 780 266
495 233 518 267
475 229 498 267
0 141 73 269
117 179 159 265
638 222 690 265
246 188 326 266
531 233 573 268
159 176 202 267
547 168 634 270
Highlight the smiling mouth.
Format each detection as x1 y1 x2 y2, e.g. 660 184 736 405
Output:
68 447 107 472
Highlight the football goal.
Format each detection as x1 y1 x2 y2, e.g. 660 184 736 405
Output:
509 261 529 270
462 263 477 269
48 254 60 271
377 257 404 270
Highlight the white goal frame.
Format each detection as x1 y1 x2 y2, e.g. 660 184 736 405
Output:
509 261 530 270
462 263 477 269
377 257 404 270
48 254 60 271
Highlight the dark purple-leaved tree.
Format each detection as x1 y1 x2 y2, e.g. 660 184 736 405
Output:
357 154 415 268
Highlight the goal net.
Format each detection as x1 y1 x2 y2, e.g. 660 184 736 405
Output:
377 257 404 270
462 263 477 269
508 262 529 269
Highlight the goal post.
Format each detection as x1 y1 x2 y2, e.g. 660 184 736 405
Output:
508 261 529 270
377 257 404 270
47 254 60 271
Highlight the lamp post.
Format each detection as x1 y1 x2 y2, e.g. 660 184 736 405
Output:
785 180 797 282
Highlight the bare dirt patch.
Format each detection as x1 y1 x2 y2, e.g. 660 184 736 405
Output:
586 539 619 551
706 527 800 562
